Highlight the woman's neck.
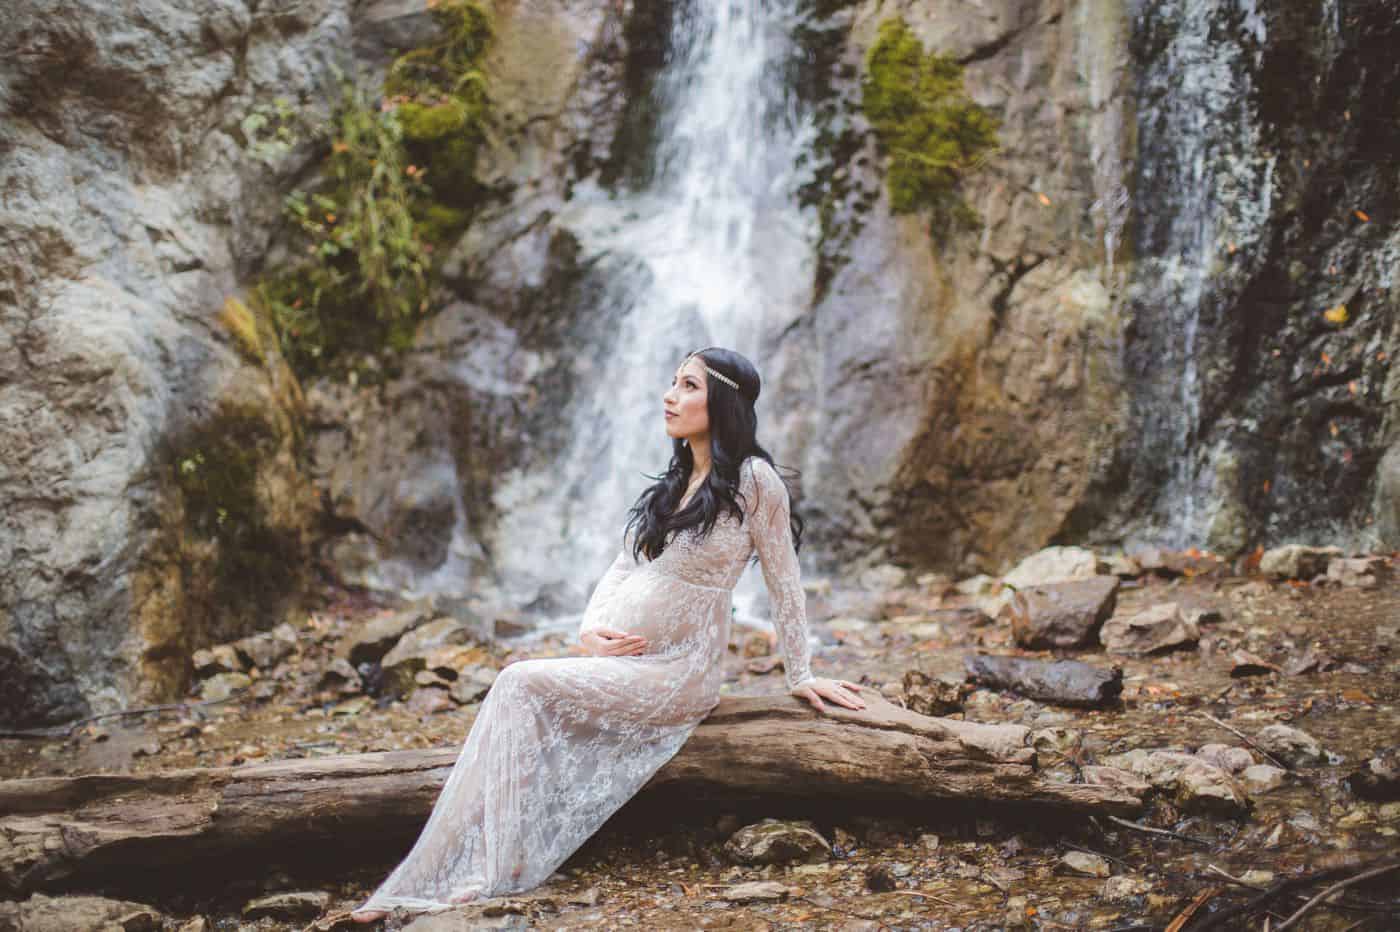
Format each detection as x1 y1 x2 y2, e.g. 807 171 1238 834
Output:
689 440 712 477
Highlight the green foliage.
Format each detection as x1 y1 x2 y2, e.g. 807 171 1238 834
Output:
239 96 300 165
862 18 999 234
248 1 494 380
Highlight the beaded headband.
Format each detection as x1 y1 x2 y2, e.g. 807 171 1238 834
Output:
686 353 739 391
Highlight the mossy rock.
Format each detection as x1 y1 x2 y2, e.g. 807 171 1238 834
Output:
862 17 999 235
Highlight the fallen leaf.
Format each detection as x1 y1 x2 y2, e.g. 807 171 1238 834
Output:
1329 422 1340 437
1355 209 1370 222
1348 381 1358 395
1036 192 1052 206
1323 304 1349 325
1321 351 1332 365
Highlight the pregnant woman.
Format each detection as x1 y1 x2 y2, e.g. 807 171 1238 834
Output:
350 347 865 922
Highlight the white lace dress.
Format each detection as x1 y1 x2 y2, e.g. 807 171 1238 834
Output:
355 456 815 912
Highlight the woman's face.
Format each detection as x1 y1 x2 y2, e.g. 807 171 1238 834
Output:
663 356 711 442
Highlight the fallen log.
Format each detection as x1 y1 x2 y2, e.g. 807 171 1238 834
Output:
0 693 1142 897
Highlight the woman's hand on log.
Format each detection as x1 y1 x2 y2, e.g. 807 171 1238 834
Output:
580 627 648 657
790 677 865 713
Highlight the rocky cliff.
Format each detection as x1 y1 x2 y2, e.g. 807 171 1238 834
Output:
2 0 1395 727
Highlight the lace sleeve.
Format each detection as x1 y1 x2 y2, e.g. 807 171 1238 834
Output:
579 534 637 641
744 459 815 691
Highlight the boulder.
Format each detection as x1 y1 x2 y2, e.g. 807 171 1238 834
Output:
1003 547 1106 589
1259 545 1342 579
379 618 478 695
724 818 831 866
965 655 1123 707
342 609 437 667
1100 604 1199 656
191 645 245 677
720 881 792 903
449 666 498 704
0 894 165 932
1101 875 1152 903
198 672 252 701
1002 576 1120 649
1326 556 1393 588
233 622 298 671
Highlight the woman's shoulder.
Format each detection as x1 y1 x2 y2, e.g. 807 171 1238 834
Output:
739 455 783 492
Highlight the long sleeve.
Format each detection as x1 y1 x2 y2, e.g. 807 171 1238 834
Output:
578 535 637 641
744 459 815 692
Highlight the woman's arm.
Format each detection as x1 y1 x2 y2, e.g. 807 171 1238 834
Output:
744 459 816 691
745 459 865 712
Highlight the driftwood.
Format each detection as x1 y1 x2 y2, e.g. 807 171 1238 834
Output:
0 694 1142 897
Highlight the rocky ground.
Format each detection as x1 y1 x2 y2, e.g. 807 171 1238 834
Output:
2 546 1398 931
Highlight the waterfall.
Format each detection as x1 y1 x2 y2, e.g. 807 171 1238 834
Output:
488 0 820 623
1124 0 1274 549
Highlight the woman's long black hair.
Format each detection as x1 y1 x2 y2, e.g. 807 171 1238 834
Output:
623 347 804 564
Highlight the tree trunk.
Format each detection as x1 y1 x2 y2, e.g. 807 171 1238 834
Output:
0 694 1142 897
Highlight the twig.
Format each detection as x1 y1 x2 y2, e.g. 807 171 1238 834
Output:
1206 864 1267 888
1165 885 1223 932
1107 815 1211 847
1197 711 1291 770
0 694 245 740
888 890 957 906
1274 862 1400 932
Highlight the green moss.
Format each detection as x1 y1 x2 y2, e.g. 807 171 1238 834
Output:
862 18 999 236
253 1 494 380
171 410 303 641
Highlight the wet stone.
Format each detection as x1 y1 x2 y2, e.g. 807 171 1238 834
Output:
725 818 831 865
242 891 330 921
1002 576 1120 649
901 669 968 715
1255 724 1326 767
1259 545 1342 580
1060 851 1110 877
721 880 792 902
1101 875 1152 903
342 608 437 667
234 622 299 670
198 671 252 701
1100 603 1200 656
1241 764 1287 794
1347 747 1400 801
1195 744 1254 774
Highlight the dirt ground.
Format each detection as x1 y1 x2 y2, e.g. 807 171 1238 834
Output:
2 561 1397 930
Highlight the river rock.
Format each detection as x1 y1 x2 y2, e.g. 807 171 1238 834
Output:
1326 556 1393 588
449 665 499 704
966 655 1122 707
1082 765 1152 797
1346 748 1400 801
1254 724 1326 767
721 881 792 903
1127 751 1250 816
1003 547 1106 588
318 658 363 695
380 618 479 695
1100 604 1199 656
1241 764 1286 794
406 686 454 716
724 818 831 865
198 672 252 701
242 891 331 921
1101 875 1152 903
1259 545 1342 579
1060 851 1110 877
233 622 298 671
1195 744 1253 774
342 609 437 667
0 894 166 932
191 644 245 677
901 669 968 715
1002 576 1120 649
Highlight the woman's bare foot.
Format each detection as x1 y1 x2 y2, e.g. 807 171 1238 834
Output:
350 908 388 923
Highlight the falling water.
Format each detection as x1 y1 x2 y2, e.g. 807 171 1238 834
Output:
488 0 820 622
1126 0 1274 548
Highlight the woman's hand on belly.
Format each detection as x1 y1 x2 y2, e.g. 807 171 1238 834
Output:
581 627 649 657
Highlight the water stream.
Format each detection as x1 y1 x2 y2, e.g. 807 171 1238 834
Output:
490 0 821 630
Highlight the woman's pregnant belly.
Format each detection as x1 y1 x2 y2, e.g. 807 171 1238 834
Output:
610 570 726 656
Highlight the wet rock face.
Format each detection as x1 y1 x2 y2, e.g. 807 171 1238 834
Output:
0 0 342 727
1070 0 1400 554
